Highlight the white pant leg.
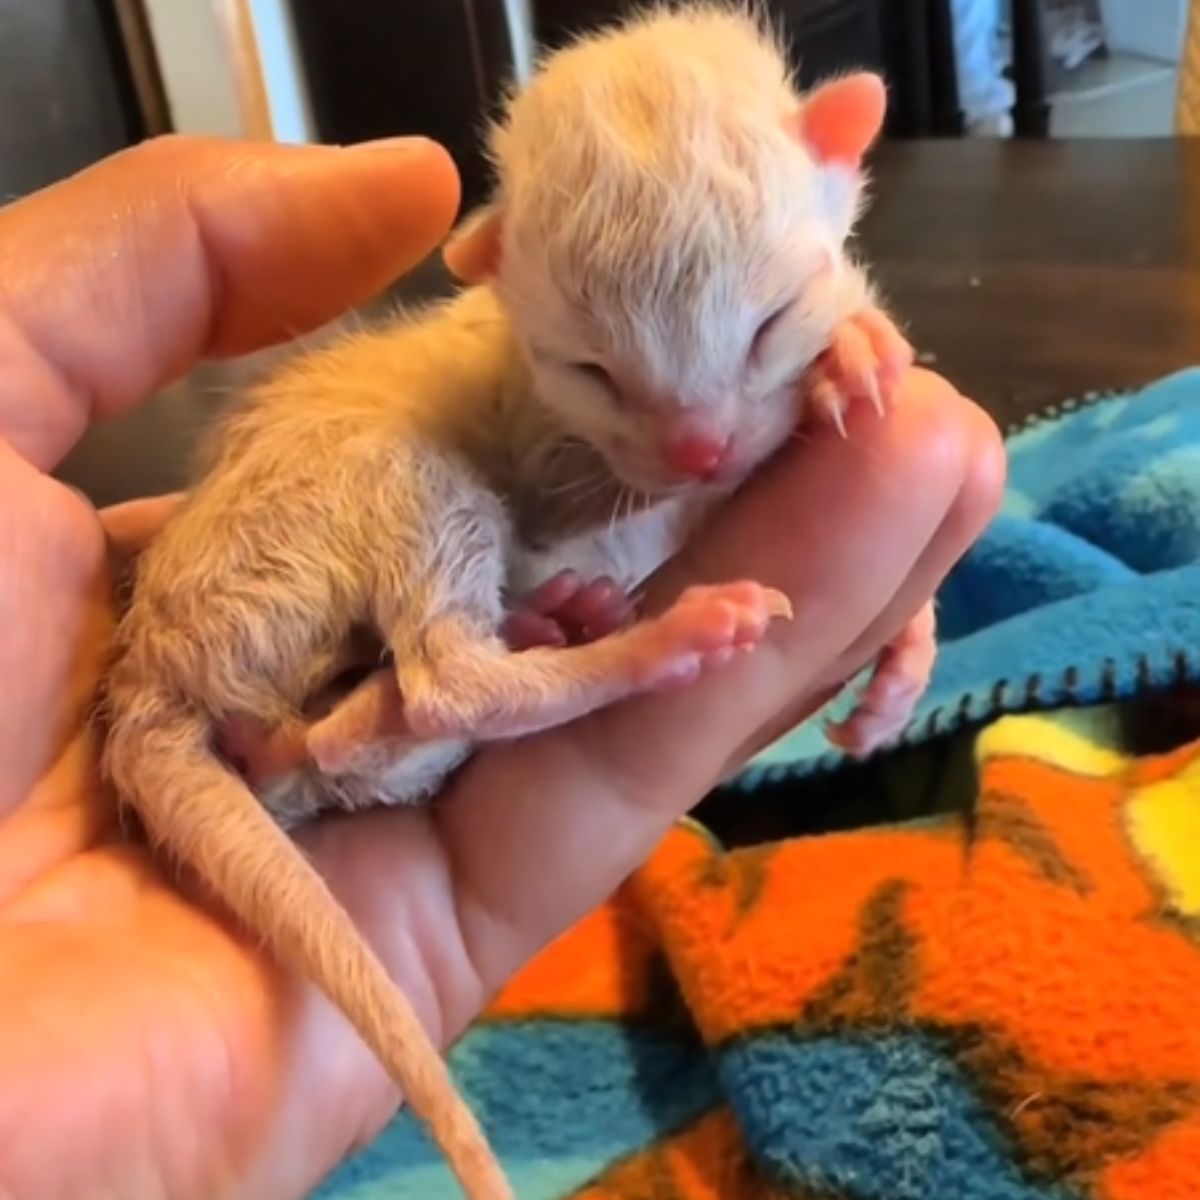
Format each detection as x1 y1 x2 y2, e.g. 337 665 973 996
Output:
951 0 1016 129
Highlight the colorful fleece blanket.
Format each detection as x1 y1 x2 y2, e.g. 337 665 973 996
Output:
316 370 1200 1198
739 367 1200 785
317 701 1200 1200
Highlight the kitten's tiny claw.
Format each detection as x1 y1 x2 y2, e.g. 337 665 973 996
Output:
807 305 913 430
812 379 849 438
763 587 793 621
865 371 885 418
830 398 849 438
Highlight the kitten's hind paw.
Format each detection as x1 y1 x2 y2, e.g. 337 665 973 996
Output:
825 601 936 757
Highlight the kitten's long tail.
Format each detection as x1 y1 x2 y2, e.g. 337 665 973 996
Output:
102 695 512 1200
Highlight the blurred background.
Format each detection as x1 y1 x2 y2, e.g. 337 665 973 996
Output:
2 0 1190 205
1 0 1194 502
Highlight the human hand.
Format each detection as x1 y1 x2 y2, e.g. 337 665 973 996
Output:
0 134 1004 1200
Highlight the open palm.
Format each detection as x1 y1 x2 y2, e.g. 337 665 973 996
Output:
0 135 1003 1200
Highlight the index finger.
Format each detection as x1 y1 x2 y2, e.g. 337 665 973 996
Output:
0 135 460 470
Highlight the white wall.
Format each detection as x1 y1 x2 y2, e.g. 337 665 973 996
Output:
245 0 314 142
139 0 243 136
502 0 537 83
140 0 314 141
1098 0 1188 64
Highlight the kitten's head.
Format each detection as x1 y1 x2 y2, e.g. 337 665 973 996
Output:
445 6 886 497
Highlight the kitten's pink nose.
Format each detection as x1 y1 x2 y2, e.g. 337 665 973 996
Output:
659 431 732 480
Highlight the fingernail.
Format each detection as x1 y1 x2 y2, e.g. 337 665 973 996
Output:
345 135 438 156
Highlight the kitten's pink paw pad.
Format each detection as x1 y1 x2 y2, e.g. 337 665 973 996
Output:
825 604 936 758
504 571 635 649
810 307 914 433
637 582 792 690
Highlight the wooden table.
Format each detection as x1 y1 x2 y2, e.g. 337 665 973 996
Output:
857 138 1200 429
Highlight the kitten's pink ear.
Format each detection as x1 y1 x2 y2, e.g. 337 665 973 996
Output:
788 73 887 167
442 204 504 283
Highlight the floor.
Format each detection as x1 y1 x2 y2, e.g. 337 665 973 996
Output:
1049 52 1180 137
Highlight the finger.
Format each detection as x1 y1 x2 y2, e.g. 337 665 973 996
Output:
0 448 112 816
98 493 184 558
0 135 460 470
431 371 1004 1012
0 486 183 816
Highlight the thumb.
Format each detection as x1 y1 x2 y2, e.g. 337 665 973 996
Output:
0 135 461 469
175 136 462 357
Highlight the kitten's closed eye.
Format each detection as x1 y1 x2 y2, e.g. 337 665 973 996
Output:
529 341 613 389
749 252 835 365
748 300 797 363
567 360 631 410
530 343 617 398
571 361 615 391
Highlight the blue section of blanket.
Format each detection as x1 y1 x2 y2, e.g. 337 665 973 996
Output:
735 367 1200 787
311 1020 719 1199
720 1031 1079 1200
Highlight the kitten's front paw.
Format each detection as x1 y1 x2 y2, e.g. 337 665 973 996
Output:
808 307 914 435
503 570 636 649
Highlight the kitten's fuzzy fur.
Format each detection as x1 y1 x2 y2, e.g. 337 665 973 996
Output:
478 3 874 492
99 6 912 1199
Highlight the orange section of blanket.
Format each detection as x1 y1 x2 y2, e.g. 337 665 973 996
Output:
484 881 666 1022
484 713 1200 1196
571 1110 790 1200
